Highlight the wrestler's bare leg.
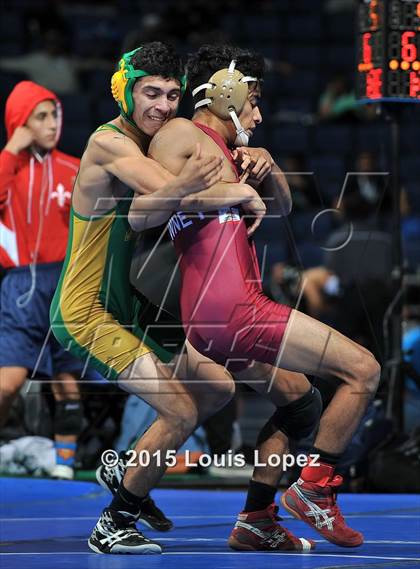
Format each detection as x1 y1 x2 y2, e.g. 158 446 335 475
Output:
277 310 380 454
117 346 234 497
0 367 27 429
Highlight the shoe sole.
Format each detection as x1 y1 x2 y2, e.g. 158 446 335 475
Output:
88 539 162 555
281 493 363 548
228 535 258 551
135 517 173 532
228 534 314 552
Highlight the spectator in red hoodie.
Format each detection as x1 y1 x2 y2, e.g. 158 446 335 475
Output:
0 81 84 479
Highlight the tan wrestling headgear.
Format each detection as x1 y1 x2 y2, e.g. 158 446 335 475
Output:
192 60 258 146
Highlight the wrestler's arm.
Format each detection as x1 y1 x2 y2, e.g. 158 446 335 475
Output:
261 162 292 216
90 129 223 231
234 146 292 216
92 130 174 194
148 119 257 211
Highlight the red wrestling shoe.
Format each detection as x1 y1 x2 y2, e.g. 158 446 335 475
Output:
228 503 315 552
281 476 363 547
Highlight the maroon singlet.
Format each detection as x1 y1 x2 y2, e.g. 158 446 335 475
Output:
168 122 291 372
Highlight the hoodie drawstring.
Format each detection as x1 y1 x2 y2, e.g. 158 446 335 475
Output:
17 154 51 308
27 156 34 224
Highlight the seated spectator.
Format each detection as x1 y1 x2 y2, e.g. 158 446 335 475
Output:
0 29 80 95
344 151 391 217
318 74 357 121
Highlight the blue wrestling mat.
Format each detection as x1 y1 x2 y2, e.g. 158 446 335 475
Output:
0 478 419 568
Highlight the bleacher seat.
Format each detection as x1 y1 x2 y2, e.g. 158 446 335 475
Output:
221 13 245 39
60 94 92 125
0 71 29 105
271 124 310 153
401 156 419 183
291 0 319 11
0 12 24 43
249 124 267 148
326 45 355 68
275 96 313 113
404 182 420 212
310 155 345 194
83 69 112 95
243 15 283 41
0 43 24 56
293 241 324 269
404 241 420 271
326 12 355 41
59 125 92 158
313 125 353 153
286 45 322 68
254 239 290 278
95 97 118 126
298 70 320 94
355 124 388 151
401 126 420 153
291 209 333 244
321 182 343 204
286 14 322 40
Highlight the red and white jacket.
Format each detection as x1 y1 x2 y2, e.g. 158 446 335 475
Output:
0 81 80 269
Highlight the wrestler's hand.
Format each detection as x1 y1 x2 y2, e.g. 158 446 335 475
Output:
5 126 35 155
233 147 274 186
242 188 267 237
178 143 224 196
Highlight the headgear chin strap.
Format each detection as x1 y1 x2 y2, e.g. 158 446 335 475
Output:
111 47 187 129
192 60 258 147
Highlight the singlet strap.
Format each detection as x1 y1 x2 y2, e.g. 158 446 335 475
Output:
95 123 126 136
193 121 239 181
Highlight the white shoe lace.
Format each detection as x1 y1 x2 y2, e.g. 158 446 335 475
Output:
291 482 335 531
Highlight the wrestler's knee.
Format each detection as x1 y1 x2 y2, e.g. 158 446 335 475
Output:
0 370 26 399
360 351 381 396
348 347 381 396
197 376 235 422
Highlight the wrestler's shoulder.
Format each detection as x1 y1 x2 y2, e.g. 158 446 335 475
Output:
160 117 200 136
86 126 138 158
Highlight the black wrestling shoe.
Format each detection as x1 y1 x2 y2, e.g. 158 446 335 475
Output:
137 495 173 532
96 453 173 531
88 508 162 555
96 452 127 495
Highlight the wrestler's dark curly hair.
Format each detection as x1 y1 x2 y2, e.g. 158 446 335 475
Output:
186 44 265 95
129 41 184 81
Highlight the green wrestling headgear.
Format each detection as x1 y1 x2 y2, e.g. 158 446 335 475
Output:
111 47 187 128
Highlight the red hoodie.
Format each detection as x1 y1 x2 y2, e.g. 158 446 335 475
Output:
0 81 80 268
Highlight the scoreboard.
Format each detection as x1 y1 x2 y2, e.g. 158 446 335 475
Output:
357 0 420 101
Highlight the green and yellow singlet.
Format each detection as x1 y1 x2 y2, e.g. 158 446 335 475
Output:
50 124 174 380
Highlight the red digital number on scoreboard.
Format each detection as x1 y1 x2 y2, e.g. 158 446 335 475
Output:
401 31 417 62
366 68 383 98
363 32 372 63
410 71 420 97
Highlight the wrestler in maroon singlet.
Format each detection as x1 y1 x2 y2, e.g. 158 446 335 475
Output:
168 122 291 372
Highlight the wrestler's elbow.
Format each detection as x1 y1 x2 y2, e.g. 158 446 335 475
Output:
128 209 146 232
178 195 201 211
283 198 293 216
277 194 292 217
129 210 170 232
